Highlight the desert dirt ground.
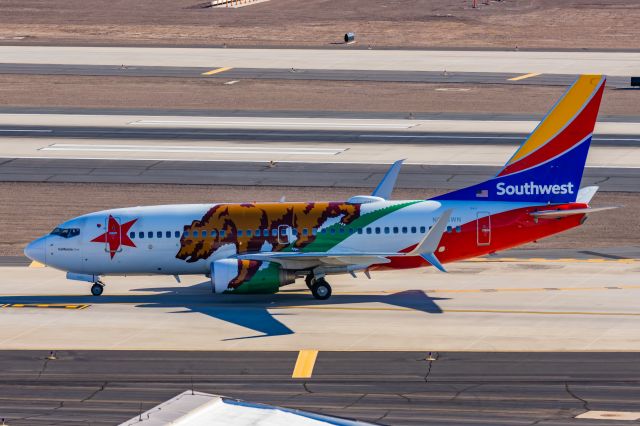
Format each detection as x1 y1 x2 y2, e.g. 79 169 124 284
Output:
0 182 635 256
1 0 639 49
1 75 639 116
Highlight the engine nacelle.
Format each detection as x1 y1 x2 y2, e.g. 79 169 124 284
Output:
210 259 296 294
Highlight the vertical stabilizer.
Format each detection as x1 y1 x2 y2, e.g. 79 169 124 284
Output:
434 75 606 204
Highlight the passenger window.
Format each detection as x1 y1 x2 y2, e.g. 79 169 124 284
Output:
456 226 462 233
157 231 162 238
130 232 135 239
237 230 243 237
193 231 199 238
375 227 381 234
446 226 452 233
357 228 363 234
246 230 252 237
292 228 298 236
420 226 426 233
212 229 218 237
280 228 287 236
272 229 278 237
330 228 335 234
148 231 153 238
366 228 372 234
139 232 144 239
202 230 208 237
411 226 417 233
321 229 327 234
393 227 399 234
166 231 171 238
302 228 309 236
312 228 318 236
220 230 226 237
384 227 390 234
175 231 180 238
348 228 354 234
402 227 408 234
183 231 189 238
263 229 269 237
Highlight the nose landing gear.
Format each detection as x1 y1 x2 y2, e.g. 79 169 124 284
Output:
305 274 332 300
91 281 104 296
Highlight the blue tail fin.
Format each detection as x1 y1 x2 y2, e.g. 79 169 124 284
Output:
433 75 606 204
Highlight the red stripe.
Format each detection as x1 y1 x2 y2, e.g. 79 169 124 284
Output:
498 82 605 177
372 204 585 271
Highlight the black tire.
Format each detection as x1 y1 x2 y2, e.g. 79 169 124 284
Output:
311 279 331 300
91 283 104 296
305 274 314 289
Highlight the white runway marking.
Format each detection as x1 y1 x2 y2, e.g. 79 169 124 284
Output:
40 143 346 156
129 120 416 130
0 129 52 132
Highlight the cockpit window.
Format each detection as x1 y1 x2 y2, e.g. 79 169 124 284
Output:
50 227 80 239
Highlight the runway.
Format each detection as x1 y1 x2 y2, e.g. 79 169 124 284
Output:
1 158 638 192
1 46 639 75
1 350 639 426
0 63 634 88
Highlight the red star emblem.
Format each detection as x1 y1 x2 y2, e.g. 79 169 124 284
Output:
91 215 138 259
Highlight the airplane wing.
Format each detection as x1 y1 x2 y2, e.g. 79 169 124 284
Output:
238 209 453 272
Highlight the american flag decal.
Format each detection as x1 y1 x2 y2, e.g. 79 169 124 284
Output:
476 189 489 198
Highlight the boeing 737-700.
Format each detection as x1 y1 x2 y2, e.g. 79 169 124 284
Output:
24 75 614 300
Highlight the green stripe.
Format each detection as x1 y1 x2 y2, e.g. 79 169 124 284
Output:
300 200 421 253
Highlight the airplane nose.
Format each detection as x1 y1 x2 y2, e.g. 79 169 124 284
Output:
24 237 46 264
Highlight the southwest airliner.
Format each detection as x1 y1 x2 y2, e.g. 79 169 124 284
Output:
24 75 613 300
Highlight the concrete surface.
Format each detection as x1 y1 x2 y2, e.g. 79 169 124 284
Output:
0 260 639 351
1 47 640 75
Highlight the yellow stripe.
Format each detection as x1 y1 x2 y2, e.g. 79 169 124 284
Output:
508 72 541 81
29 261 45 268
292 350 318 378
201 67 233 76
506 74 602 165
275 306 640 316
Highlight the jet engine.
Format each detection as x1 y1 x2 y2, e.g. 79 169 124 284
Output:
210 258 296 294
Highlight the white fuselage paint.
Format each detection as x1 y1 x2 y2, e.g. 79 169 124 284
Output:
36 200 538 276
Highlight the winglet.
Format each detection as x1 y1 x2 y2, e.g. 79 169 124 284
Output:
406 209 452 272
372 159 404 200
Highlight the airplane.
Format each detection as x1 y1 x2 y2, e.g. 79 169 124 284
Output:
24 75 615 300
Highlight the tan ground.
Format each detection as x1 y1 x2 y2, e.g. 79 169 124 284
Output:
0 182 635 256
1 0 639 49
1 75 639 116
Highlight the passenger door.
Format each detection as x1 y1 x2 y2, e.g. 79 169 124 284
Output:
476 212 491 246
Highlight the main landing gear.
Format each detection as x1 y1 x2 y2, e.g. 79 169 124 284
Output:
91 281 104 296
305 275 332 300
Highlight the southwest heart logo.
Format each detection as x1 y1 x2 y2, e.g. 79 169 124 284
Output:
91 215 138 259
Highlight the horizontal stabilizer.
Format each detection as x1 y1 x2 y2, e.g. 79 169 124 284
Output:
530 206 618 219
576 186 599 204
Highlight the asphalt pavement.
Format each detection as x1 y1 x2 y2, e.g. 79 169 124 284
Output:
0 63 634 88
0 351 638 425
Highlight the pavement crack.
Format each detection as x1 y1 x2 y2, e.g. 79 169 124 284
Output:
593 176 610 185
445 174 456 182
398 393 412 403
37 358 50 379
375 410 391 424
343 393 367 409
565 382 590 411
302 382 314 394
449 383 482 401
81 381 107 402
423 352 438 383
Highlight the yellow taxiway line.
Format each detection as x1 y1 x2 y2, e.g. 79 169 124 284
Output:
508 72 542 81
201 67 233 76
29 261 45 268
292 349 319 378
0 303 90 310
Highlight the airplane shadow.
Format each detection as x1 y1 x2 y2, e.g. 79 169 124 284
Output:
0 281 448 340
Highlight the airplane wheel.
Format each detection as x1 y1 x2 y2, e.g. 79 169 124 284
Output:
91 283 104 296
311 279 331 300
305 274 314 289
